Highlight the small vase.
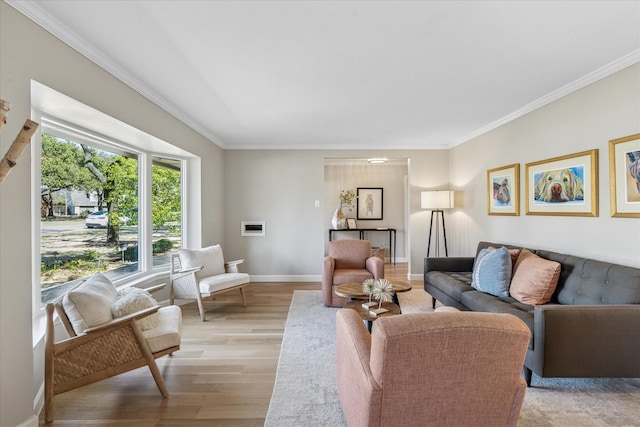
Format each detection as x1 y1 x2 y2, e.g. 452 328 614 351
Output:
331 208 347 230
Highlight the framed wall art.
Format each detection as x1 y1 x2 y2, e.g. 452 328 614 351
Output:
609 133 640 218
357 187 383 220
525 149 598 217
487 163 520 216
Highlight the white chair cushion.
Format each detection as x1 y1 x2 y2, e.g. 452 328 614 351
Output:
142 305 182 353
199 272 250 294
111 287 160 331
62 273 119 335
179 245 225 279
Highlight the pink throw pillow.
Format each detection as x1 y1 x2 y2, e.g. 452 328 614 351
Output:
510 249 561 305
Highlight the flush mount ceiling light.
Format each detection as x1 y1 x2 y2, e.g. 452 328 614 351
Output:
367 158 388 164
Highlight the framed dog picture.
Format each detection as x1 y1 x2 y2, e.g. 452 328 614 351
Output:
609 133 640 218
357 187 383 220
525 149 598 216
487 163 520 216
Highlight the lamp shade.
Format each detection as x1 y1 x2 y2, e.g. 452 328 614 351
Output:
421 191 454 209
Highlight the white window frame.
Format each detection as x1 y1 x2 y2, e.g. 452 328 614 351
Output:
30 82 197 316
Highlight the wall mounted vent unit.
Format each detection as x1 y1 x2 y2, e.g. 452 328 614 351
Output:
241 221 266 237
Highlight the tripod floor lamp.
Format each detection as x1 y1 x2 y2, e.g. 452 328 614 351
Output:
421 191 454 257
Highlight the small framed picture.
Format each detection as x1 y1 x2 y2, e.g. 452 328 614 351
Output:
357 187 383 220
487 163 520 216
609 133 640 218
346 218 357 229
525 149 598 217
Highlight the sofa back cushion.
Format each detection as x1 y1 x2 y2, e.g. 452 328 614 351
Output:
179 245 226 279
329 239 371 269
536 250 640 305
62 273 119 334
476 242 640 306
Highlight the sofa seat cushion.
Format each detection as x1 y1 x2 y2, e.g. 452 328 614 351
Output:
461 290 534 349
425 271 472 301
332 269 374 285
142 305 182 353
199 272 250 294
62 273 119 335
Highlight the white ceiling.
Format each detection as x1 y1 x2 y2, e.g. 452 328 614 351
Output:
8 1 640 150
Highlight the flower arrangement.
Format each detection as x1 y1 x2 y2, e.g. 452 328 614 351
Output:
339 189 356 210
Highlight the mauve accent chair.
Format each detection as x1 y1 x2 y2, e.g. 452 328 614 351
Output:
323 239 384 307
336 309 531 427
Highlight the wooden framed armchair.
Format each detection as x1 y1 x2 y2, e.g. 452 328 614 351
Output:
44 273 182 423
170 244 250 321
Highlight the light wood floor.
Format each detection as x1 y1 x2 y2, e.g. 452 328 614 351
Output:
40 263 419 426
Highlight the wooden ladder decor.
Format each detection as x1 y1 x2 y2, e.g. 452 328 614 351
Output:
0 99 40 185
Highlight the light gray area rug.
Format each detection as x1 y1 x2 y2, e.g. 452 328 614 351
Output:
265 290 640 426
264 290 345 426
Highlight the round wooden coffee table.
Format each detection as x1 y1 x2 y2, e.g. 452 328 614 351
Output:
344 300 400 332
335 281 410 332
334 282 412 299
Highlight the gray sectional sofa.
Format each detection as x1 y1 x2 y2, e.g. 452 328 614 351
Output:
424 241 640 385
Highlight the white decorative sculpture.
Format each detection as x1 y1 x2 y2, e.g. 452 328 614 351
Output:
370 278 393 317
361 279 377 309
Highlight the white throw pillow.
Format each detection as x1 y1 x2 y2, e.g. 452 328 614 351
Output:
62 273 119 335
111 287 160 331
179 245 226 279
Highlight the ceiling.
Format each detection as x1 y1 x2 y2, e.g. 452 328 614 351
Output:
7 1 640 150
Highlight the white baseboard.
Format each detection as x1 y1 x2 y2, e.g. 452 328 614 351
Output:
18 415 39 427
33 382 44 424
249 275 321 282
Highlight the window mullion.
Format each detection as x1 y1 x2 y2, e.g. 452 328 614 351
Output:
140 154 153 272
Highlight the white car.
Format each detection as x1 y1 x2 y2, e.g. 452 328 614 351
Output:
85 211 108 228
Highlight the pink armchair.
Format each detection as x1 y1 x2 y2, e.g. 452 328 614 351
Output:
323 239 384 307
336 309 531 427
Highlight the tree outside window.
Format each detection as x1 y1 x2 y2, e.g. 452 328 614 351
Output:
40 133 182 303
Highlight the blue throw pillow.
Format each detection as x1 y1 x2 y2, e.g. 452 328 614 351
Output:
471 246 512 297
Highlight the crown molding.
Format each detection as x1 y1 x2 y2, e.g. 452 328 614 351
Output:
453 49 640 148
7 1 639 151
5 0 224 147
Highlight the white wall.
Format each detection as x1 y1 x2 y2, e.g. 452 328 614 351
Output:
0 3 224 425
222 150 326 279
449 64 640 267
223 149 450 279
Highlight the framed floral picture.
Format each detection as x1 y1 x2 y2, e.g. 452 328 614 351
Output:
357 187 383 220
525 149 598 216
487 163 519 216
609 133 640 218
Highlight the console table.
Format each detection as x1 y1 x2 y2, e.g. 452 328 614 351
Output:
328 228 396 264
